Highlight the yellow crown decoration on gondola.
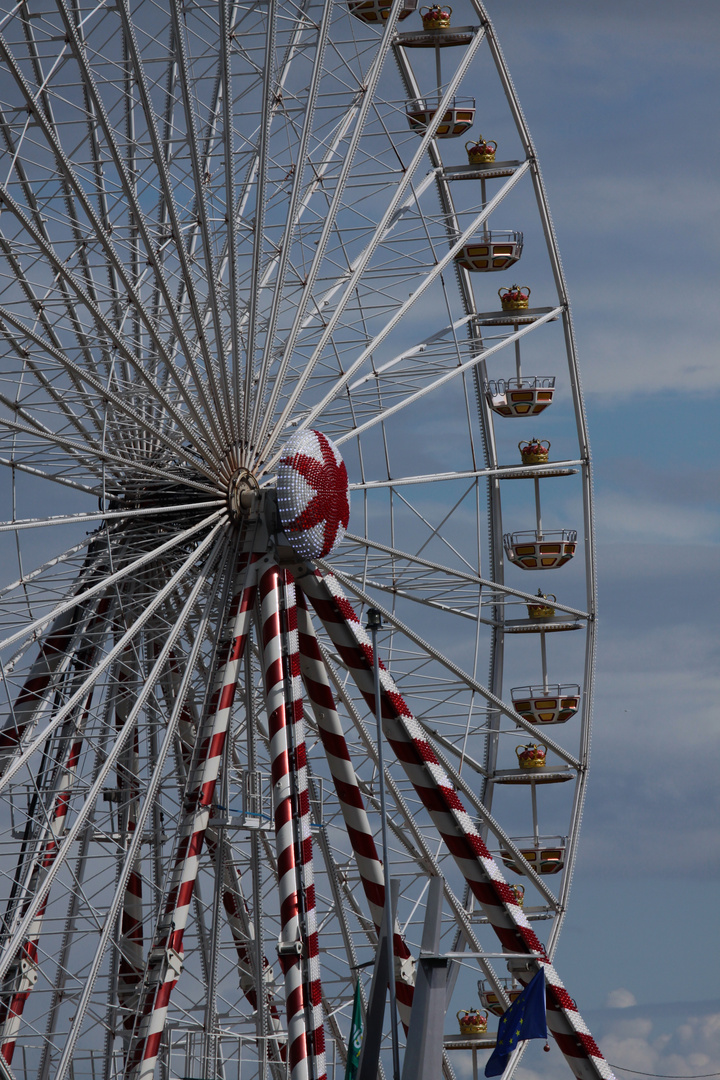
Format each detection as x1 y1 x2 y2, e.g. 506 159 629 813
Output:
421 3 452 28
519 437 550 465
526 590 556 620
465 137 497 164
499 284 530 310
457 1009 488 1035
509 883 525 907
516 743 547 769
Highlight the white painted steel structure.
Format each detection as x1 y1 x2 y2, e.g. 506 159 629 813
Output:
0 1 604 1079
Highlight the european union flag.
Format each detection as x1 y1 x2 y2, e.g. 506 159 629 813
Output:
344 981 363 1080
484 968 548 1077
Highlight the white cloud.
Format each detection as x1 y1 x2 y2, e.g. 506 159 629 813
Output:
483 10 720 401
576 319 720 398
575 613 720 877
555 174 720 244
607 989 638 1009
603 1011 720 1078
455 1007 720 1080
593 491 720 545
598 540 717 583
566 265 720 397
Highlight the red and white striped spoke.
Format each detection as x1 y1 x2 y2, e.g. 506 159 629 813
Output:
125 555 259 1080
0 708 88 1063
295 568 614 1080
284 579 325 1080
161 652 286 1058
258 563 327 1080
0 596 112 1067
295 590 415 1028
259 564 308 1080
0 605 80 777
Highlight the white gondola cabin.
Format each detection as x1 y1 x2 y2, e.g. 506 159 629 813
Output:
347 0 413 22
455 230 523 271
511 685 581 725
500 838 566 876
406 97 475 138
504 529 577 570
478 981 524 1018
485 376 556 417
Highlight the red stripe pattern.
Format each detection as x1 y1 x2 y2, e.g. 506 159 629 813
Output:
295 590 415 1028
0 606 79 774
284 578 326 1080
259 564 327 1080
161 651 286 1061
295 567 615 1080
125 556 258 1080
0 712 87 1063
0 596 112 1063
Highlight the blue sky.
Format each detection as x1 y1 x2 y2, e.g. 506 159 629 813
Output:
453 3 720 1078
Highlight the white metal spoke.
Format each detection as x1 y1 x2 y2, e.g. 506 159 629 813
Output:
0 510 226 658
0 519 226 807
0 414 220 494
257 26 491 461
168 0 232 430
0 455 99 496
0 304 221 480
0 179 219 461
335 303 560 447
0 502 225 534
57 0 231 451
0 388 104 482
349 460 585 487
242 0 278 446
342 533 590 618
0 526 228 995
0 536 100 607
248 0 334 446
317 562 581 769
52 535 231 1080
0 113 107 407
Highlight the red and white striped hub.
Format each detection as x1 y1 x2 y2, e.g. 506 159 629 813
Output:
276 431 350 559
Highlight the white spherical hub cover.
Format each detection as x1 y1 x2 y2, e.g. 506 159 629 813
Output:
276 430 350 559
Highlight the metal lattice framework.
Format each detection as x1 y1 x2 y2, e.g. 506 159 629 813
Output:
0 1 610 1079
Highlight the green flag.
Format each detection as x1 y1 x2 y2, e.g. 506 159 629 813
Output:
344 981 364 1080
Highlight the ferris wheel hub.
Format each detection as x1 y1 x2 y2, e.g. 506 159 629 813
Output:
227 467 260 523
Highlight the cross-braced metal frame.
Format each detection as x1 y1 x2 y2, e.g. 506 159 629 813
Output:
0 0 607 1079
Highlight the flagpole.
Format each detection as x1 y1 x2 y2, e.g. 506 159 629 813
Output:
367 608 401 1080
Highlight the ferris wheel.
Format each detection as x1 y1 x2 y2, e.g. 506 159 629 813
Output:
0 1 611 1079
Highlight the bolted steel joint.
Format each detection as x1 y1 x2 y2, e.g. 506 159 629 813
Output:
227 468 260 523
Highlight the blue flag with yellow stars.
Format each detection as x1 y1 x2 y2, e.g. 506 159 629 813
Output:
484 968 547 1077
344 981 364 1080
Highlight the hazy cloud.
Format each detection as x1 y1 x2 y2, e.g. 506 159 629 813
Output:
449 1004 720 1080
594 491 720 545
607 990 639 1009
